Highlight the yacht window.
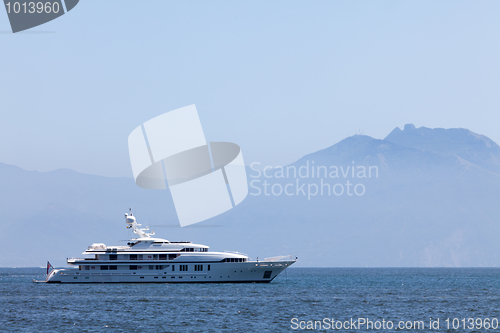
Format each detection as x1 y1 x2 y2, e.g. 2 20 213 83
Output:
130 265 137 270
138 254 143 260
130 254 137 260
85 266 90 270
208 265 210 271
109 265 117 270
159 254 167 260
110 254 117 260
181 248 195 252
172 265 175 272
100 266 108 270
149 265 154 270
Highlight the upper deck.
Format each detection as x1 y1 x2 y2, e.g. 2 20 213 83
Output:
84 238 210 254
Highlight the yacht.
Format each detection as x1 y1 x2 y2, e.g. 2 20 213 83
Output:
42 211 296 283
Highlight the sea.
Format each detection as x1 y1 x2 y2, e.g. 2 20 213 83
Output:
1 268 499 332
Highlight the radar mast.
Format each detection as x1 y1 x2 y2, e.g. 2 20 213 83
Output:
125 209 155 238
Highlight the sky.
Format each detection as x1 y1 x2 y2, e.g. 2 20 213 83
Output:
0 1 499 177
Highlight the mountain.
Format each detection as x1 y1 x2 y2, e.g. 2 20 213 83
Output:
239 126 500 267
385 124 500 175
1 124 500 267
0 164 179 266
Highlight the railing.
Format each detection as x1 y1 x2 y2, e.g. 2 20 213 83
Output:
222 251 248 256
263 255 294 262
67 256 180 262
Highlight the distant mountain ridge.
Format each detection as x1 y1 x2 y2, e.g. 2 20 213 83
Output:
1 124 499 267
385 124 500 175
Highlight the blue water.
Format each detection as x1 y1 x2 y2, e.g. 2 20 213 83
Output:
1 268 499 332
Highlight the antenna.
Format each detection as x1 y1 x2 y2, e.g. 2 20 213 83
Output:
125 209 154 238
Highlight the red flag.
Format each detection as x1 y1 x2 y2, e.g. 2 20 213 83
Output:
47 261 53 275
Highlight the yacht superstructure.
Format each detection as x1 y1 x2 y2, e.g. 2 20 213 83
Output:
43 211 296 283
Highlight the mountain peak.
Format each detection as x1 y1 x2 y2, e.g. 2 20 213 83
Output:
404 123 416 131
385 125 500 174
388 123 416 135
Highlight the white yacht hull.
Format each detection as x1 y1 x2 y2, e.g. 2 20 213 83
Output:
46 261 294 283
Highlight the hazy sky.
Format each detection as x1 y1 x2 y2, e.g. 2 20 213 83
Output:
1 1 499 177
